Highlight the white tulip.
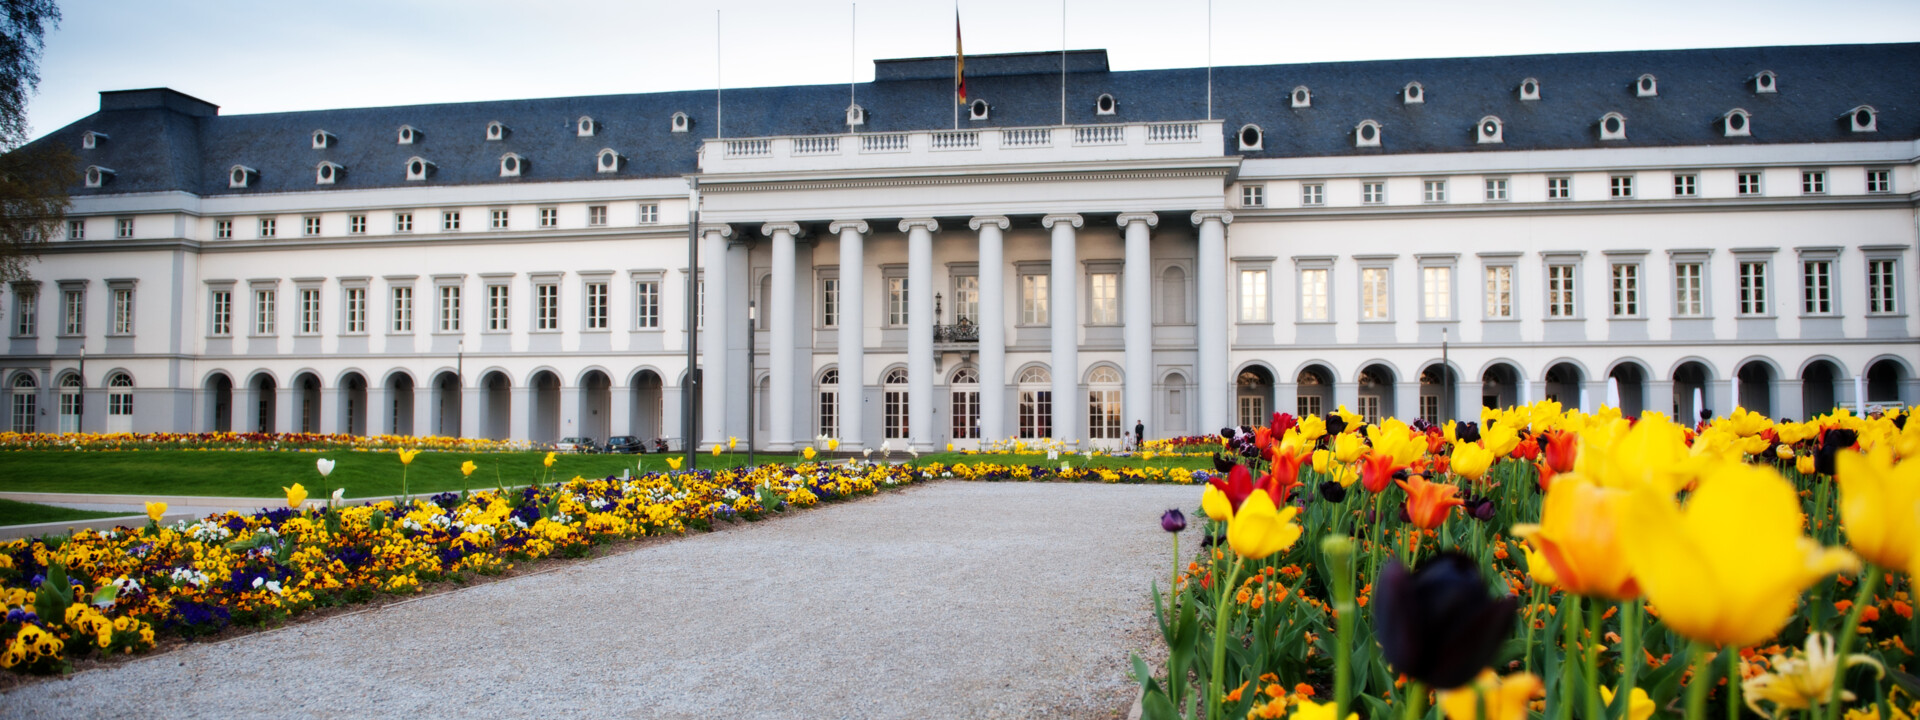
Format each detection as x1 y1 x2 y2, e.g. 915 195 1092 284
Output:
316 457 335 477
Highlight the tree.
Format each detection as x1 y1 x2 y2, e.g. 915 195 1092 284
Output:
0 0 64 283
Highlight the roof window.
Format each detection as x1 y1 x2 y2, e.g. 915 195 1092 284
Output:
969 99 989 121
1237 124 1263 152
1354 120 1382 148
499 153 524 178
1403 82 1424 105
1635 74 1657 97
1847 105 1877 133
485 121 509 141
1095 93 1116 115
576 116 596 137
1290 86 1311 108
1518 78 1541 101
83 166 113 188
1477 116 1503 144
228 165 257 189
311 130 335 149
397 125 419 144
315 162 343 186
671 112 690 133
405 157 435 181
1751 70 1777 94
1721 108 1751 138
596 148 622 174
846 104 866 127
81 131 107 149
1599 112 1627 141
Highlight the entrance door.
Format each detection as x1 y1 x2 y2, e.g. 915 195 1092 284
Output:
949 367 980 450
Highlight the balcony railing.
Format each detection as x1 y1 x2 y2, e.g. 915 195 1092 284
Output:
699 120 1223 174
933 319 979 344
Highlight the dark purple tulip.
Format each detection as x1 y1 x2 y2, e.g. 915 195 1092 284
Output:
1453 421 1481 444
1324 414 1347 437
1318 481 1348 503
1464 496 1496 522
1212 453 1238 474
1371 552 1519 689
1220 427 1238 440
1814 428 1859 475
1161 509 1187 533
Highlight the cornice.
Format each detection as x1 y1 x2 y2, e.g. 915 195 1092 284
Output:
37 225 692 256
699 165 1236 194
1228 194 1917 223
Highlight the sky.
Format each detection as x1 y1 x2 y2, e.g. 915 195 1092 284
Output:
24 0 1920 139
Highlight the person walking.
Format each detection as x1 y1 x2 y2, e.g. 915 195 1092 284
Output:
1134 419 1145 451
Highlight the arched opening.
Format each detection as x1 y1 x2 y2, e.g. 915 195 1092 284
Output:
205 373 233 432
1161 372 1189 437
293 372 322 434
1607 363 1648 417
1295 365 1334 419
1357 364 1395 424
1736 361 1775 417
106 372 134 433
1801 360 1840 419
1159 266 1188 324
579 370 611 442
1544 362 1583 411
1672 361 1713 423
1236 365 1275 427
340 372 368 436
432 371 461 437
949 367 980 449
10 373 38 433
631 370 665 443
481 371 512 440
1087 366 1123 448
815 369 839 441
1017 366 1052 439
883 368 910 440
388 372 416 437
1419 364 1458 423
250 373 278 434
529 371 561 444
1480 363 1520 411
56 372 81 432
1866 358 1907 406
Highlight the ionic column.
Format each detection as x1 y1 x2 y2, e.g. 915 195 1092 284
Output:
1118 212 1158 442
275 386 296 434
971 216 1010 442
900 218 939 452
763 222 802 452
365 383 389 435
829 220 868 450
1191 211 1233 433
319 387 341 435
1041 213 1083 442
700 224 733 449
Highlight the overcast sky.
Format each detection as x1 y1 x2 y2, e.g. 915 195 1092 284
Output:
26 0 1920 139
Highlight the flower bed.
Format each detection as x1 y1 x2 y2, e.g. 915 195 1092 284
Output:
0 431 537 453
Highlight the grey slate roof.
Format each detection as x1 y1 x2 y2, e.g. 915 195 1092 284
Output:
38 42 1920 198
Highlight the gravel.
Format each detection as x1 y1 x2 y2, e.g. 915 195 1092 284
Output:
2 481 1200 719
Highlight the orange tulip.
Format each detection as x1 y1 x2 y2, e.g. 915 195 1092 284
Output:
1512 475 1640 600
1544 431 1578 474
1399 474 1465 529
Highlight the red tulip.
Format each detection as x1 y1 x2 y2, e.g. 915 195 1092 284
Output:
1263 446 1307 501
1544 431 1578 474
1208 464 1255 512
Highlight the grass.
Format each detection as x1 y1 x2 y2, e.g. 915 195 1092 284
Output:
906 452 1212 471
0 498 136 527
0 450 805 499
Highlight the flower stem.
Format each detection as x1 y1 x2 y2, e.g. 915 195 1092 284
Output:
1208 555 1245 720
1405 681 1427 720
1170 531 1181 610
1557 592 1577 720
1726 644 1741 720
1522 584 1542 674
1613 599 1642 720
1585 596 1604 720
1825 564 1883 720
1330 540 1358 720
1686 642 1713 720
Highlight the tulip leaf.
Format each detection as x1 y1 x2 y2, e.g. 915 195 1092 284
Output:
1885 668 1920 704
34 561 72 622
91 583 119 609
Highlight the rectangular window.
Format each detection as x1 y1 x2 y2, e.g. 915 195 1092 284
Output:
588 205 608 226
61 290 83 335
67 219 83 240
1867 259 1899 315
1089 272 1118 324
1423 180 1447 203
1547 177 1571 200
1610 175 1634 199
303 217 321 236
298 288 320 334
585 282 609 329
111 288 133 334
1422 266 1451 320
1803 261 1833 315
638 204 659 224
116 218 133 239
1299 268 1328 321
1238 269 1268 322
887 277 908 326
632 281 657 329
253 289 275 335
438 285 461 332
1674 174 1698 197
1675 263 1704 317
490 209 509 230
1241 185 1264 207
1484 178 1508 201
1737 172 1762 196
215 220 232 239
391 287 413 332
259 218 276 238
1296 394 1321 419
885 387 909 440
954 275 979 324
1866 169 1892 194
535 283 559 330
1360 267 1389 320
1739 261 1768 315
11 389 32 433
486 285 510 331
539 208 558 228
348 215 367 234
1547 264 1576 318
1301 183 1325 206
819 385 838 439
442 211 460 231
208 290 230 336
1238 396 1266 429
1362 182 1385 205
9 290 31 336
1420 395 1438 423
1021 275 1048 324
1610 264 1640 316
1088 388 1121 440
1485 266 1513 318
1802 171 1826 195
394 213 413 233
820 278 839 327
1357 396 1381 425
344 287 367 333
952 388 979 440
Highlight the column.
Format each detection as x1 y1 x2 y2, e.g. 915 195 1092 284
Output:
700 224 733 449
558 384 580 442
275 387 296 435
607 382 632 439
1191 211 1233 432
763 222 801 451
1457 381 1484 421
319 387 341 435
1394 381 1420 422
830 220 868 450
366 384 389 435
461 385 481 439
509 386 531 441
1118 212 1157 442
900 218 939 452
1042 214 1083 442
971 216 1009 442
1776 378 1803 421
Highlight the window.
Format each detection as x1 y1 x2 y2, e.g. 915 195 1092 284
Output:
253 288 276 335
584 282 609 330
887 277 908 326
1239 396 1266 429
1675 263 1704 317
1867 259 1899 315
1867 170 1892 194
1017 367 1052 439
1547 264 1576 318
67 220 83 240
1802 171 1826 195
486 285 510 331
696 279 704 329
391 287 414 332
633 281 658 329
438 285 461 332
1674 174 1698 197
818 370 839 439
1360 267 1390 320
529 283 557 330
61 289 83 335
1362 182 1385 205
395 213 413 233
1802 261 1833 315
1238 269 1267 322
1420 395 1438 423
116 218 133 239
1297 393 1322 419
111 288 133 334
1485 179 1508 201
259 218 276 238
1299 268 1328 321
1021 275 1048 324
883 368 910 440
344 287 367 333
298 288 320 334
215 220 231 239
1610 264 1640 316
490 209 509 230
951 369 980 440
638 204 659 224
1088 272 1119 324
10 374 34 433
1547 177 1570 200
1241 185 1265 207
539 208 558 228
1301 183 1324 206
1357 396 1381 425
1610 176 1634 199
1423 180 1447 203
442 211 460 231
1485 266 1513 318
303 217 321 236
820 278 839 327
209 290 231 335
1739 261 1768 315
1421 266 1450 320
108 373 132 420
588 206 608 226
348 215 366 234
1087 367 1122 440
1737 173 1762 196
954 275 979 324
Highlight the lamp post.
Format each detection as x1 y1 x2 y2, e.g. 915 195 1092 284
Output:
746 299 756 467
456 339 464 437
77 345 85 432
1440 327 1450 423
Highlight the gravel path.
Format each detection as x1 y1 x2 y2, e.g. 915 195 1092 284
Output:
3 482 1199 719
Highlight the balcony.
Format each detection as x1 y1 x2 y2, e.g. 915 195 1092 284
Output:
933 319 979 346
699 120 1225 175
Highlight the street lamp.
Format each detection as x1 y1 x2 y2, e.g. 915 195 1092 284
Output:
746 300 756 467
1440 327 1450 423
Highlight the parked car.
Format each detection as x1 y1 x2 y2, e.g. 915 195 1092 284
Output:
556 436 598 454
605 435 644 454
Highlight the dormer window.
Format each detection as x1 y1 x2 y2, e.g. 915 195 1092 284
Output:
315 162 343 186
1403 82 1424 104
405 157 435 181
576 116 596 137
1237 124 1263 152
1354 120 1382 148
499 153 524 178
485 121 509 141
1290 86 1311 108
83 166 113 188
397 125 418 144
596 148 622 174
228 165 257 189
1751 70 1777 94
1599 112 1627 141
1848 106 1878 133
969 99 989 121
671 112 690 133
1635 74 1657 97
81 131 107 149
1476 116 1503 144
1518 78 1541 101
846 104 866 127
1721 108 1752 138
1095 94 1116 115
311 130 335 149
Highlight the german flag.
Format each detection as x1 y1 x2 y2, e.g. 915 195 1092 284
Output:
955 10 966 105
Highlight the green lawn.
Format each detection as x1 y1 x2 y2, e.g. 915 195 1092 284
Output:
907 452 1212 471
0 450 804 498
0 498 137 527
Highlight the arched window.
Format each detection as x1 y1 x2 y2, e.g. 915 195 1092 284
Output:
950 367 980 440
57 373 81 433
816 369 838 439
10 373 36 433
883 368 909 439
1159 266 1188 324
1017 366 1052 439
107 372 133 433
1088 367 1122 440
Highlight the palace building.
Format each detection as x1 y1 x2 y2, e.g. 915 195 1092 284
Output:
5 43 1917 450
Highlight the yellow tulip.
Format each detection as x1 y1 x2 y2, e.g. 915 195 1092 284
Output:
1332 405 1364 432
1796 455 1816 476
398 448 420 465
1599 686 1656 720
1225 489 1302 560
144 501 167 523
1290 699 1359 720
711 444 723 457
1201 485 1233 522
1481 424 1522 458
1331 432 1367 464
666 456 682 471
1720 407 1776 437
543 451 556 468
1573 415 1696 492
1619 460 1858 648
803 446 817 461
828 438 840 451
1294 414 1327 441
728 436 738 450
1519 540 1559 588
1438 671 1543 720
284 483 308 509
1512 475 1639 600
1311 448 1333 474
1450 442 1496 482
946 443 954 452
1835 447 1920 570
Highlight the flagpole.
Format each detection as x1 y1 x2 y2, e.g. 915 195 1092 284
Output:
715 10 723 139
1206 0 1213 121
850 4 857 115
954 3 961 130
1060 0 1067 126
